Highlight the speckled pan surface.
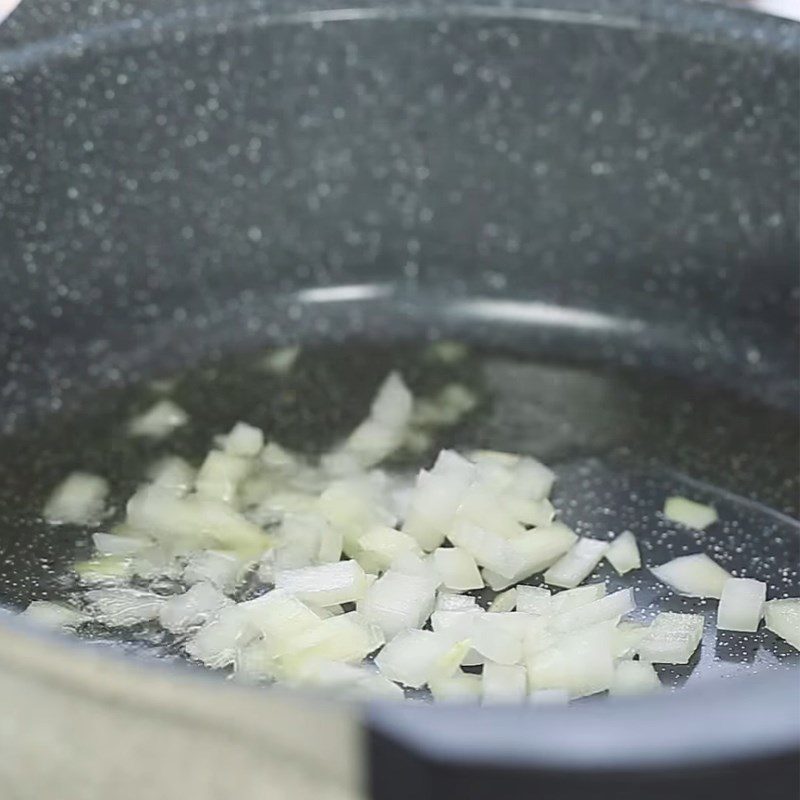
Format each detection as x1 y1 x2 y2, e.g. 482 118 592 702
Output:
0 0 798 795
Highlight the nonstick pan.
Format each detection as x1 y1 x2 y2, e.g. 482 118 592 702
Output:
0 1 797 798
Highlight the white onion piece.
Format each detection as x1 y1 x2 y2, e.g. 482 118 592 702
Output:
74 555 132 584
159 582 232 633
530 689 569 705
489 588 517 613
506 497 556 528
435 593 478 612
126 486 270 554
184 549 247 593
358 570 436 638
527 624 615 698
92 532 147 557
638 612 703 664
275 560 367 607
288 660 404 700
651 553 731 599
277 612 385 674
663 496 718 530
471 613 524 665
613 621 650 659
128 399 188 439
433 548 483 591
375 629 468 688
455 485 526 539
234 639 279 681
390 551 442 589
43 472 109 526
550 588 635 634
85 588 165 627
605 531 641 575
544 538 608 589
482 662 527 703
550 584 606 613
515 585 552 615
195 451 251 504
717 578 766 632
20 600 88 630
508 457 556 502
610 660 661 696
357 525 421 572
429 670 482 703
431 607 485 666
147 456 195 496
498 523 580 588
223 422 264 457
448 521 517 579
275 513 342 570
764 598 800 650
239 590 320 643
187 605 259 668
403 469 473 551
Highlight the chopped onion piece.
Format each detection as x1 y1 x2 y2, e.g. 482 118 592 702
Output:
433 547 483 591
471 613 524 665
448 521 517 579
85 587 165 627
515 585 552 615
147 456 195 496
651 553 731 599
638 612 703 664
195 451 251 504
550 583 607 613
508 457 556 502
482 662 527 703
489 588 517 613
223 422 264 457
544 538 608 589
128 399 188 439
20 600 88 630
74 555 132 584
550 588 635 634
183 549 248 593
429 670 482 703
275 560 368 607
663 496 718 530
375 629 468 688
92 532 147 557
605 531 641 575
717 578 766 632
239 590 321 642
610 660 661 696
358 570 436 638
159 582 232 633
390 551 442 589
288 661 404 700
764 598 800 650
506 523 580 583
530 688 569 705
435 593 478 612
357 525 421 573
613 621 650 659
44 472 109 526
126 486 271 554
187 605 259 668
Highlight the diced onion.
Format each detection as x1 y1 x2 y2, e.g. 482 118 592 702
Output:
638 612 703 664
357 570 436 638
357 526 421 573
186 605 259 668
544 538 608 589
20 600 88 630
183 549 248 593
482 662 527 703
764 598 800 650
375 629 467 688
128 399 188 439
195 451 251 504
605 531 641 575
92 532 147 557
433 547 483 591
610 660 661 695
147 456 195 496
489 588 517 613
651 553 731 599
435 593 478 612
717 578 766 633
275 560 367 607
515 585 551 615
223 422 264 457
549 588 635 634
429 670 482 702
663 496 718 530
85 587 165 627
159 582 232 633
43 472 109 526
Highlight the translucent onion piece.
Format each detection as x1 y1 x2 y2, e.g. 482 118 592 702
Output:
471 613 524 665
275 560 367 607
663 496 718 530
638 612 703 665
183 549 248 593
43 472 109 526
186 605 259 668
147 456 195 496
74 555 132 584
515 585 552 615
610 660 661 696
435 593 478 612
764 598 800 650
544 538 609 589
128 399 188 439
433 547 484 591
239 591 321 643
605 531 641 575
429 670 482 703
357 525 421 573
508 457 556 502
651 553 731 599
195 451 251 504
92 532 147 557
20 601 88 630
613 621 650 659
506 523 580 584
159 582 232 633
403 467 473 551
223 422 264 457
489 588 518 613
482 662 527 703
550 588 635 634
717 578 766 633
85 587 165 627
357 570 437 638
375 629 468 688
448 521 517 579
390 551 442 590
288 661 404 700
